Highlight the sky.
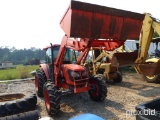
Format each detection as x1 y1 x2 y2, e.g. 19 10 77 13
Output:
0 0 160 49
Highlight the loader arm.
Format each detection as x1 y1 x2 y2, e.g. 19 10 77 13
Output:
54 36 125 85
54 35 90 86
135 14 160 75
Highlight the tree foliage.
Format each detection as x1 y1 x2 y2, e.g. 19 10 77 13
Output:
0 47 45 64
153 31 160 38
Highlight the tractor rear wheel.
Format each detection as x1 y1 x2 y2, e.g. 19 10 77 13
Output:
113 71 122 83
43 82 61 116
143 75 160 83
88 75 107 102
35 69 47 97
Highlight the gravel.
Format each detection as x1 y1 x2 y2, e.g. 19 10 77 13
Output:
1 73 160 120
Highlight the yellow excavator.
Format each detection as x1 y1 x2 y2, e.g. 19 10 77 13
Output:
135 14 160 83
139 37 160 83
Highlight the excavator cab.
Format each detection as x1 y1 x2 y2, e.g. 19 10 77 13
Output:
149 37 160 58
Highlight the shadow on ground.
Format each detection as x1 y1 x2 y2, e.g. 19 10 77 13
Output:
49 93 125 120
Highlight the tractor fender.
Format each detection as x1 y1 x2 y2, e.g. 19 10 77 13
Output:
146 58 159 63
40 64 50 79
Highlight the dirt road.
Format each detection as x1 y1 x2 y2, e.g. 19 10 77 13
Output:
1 73 160 120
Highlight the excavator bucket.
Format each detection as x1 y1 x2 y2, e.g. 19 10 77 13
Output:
139 60 160 76
60 0 145 40
113 51 138 67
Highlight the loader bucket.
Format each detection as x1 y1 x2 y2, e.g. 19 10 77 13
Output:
60 1 145 40
139 60 160 76
113 50 138 67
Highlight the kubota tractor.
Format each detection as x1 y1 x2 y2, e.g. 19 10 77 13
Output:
35 40 108 116
35 0 160 116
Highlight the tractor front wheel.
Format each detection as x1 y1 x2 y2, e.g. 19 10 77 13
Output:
43 82 61 116
88 75 107 102
35 69 47 97
113 71 122 83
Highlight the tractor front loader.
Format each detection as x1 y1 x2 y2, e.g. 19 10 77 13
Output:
85 47 123 83
34 0 150 116
85 44 139 83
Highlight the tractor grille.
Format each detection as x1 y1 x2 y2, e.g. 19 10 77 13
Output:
68 70 89 82
68 69 90 93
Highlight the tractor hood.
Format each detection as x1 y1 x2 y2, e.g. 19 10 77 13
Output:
62 64 84 71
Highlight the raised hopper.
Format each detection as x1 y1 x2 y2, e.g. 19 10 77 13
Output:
60 0 145 40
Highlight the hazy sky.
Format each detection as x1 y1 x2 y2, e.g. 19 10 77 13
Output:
0 0 160 49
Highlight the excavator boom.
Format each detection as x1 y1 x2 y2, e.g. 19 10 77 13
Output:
135 14 160 76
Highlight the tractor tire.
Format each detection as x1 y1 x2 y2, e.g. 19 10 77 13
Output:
0 110 39 120
0 93 37 117
142 75 160 83
113 71 123 83
35 69 47 97
43 82 61 116
88 75 107 102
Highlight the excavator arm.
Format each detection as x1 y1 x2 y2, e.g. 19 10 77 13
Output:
135 14 160 76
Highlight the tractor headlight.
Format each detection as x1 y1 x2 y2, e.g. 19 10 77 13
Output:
82 70 87 77
72 71 80 78
82 69 88 79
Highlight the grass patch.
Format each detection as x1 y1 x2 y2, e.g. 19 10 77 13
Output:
0 65 39 80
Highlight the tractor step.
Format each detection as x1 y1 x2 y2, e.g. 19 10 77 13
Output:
60 90 73 97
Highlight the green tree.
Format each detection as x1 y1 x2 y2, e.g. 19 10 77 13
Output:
0 47 45 64
153 31 159 38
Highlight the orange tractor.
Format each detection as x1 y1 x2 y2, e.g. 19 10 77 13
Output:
34 0 157 116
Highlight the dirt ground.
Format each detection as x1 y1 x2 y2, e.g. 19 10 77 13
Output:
1 73 160 120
